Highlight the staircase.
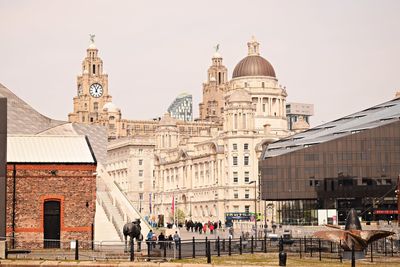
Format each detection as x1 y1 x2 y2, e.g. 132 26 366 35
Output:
95 164 152 241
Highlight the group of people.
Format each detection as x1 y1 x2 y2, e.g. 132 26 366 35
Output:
184 220 222 234
146 230 180 249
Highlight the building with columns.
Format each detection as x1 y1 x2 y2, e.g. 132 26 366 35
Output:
68 36 312 226
153 38 293 225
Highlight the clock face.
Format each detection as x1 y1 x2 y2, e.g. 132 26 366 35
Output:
89 83 103 98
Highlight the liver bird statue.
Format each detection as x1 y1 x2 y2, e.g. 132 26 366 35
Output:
314 208 394 258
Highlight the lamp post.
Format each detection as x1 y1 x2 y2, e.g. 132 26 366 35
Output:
248 181 257 242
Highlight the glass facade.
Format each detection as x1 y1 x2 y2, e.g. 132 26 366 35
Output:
260 121 400 225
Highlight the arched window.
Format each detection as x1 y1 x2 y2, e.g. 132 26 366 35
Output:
92 64 96 74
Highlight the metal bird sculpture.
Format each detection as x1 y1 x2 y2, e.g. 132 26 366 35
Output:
314 209 394 252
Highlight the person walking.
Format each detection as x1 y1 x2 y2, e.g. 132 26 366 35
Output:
158 232 165 249
173 231 180 249
146 230 154 250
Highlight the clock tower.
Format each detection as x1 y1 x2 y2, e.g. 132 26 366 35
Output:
68 35 112 124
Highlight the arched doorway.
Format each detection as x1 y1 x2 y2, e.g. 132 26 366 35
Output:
44 200 60 248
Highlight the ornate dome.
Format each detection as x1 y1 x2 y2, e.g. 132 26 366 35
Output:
232 56 276 78
232 37 276 79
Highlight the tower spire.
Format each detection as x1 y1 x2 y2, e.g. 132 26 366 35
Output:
247 35 260 56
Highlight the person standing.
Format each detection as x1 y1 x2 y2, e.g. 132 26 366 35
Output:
146 230 154 250
173 231 180 249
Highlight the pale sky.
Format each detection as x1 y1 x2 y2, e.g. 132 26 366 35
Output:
1 0 399 127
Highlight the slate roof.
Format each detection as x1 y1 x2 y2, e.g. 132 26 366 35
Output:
262 97 400 159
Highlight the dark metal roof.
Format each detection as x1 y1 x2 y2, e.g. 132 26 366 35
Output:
262 97 400 159
232 55 276 78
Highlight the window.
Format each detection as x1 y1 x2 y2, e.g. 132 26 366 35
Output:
244 155 249 166
244 143 249 150
139 170 143 177
244 171 249 183
139 181 143 189
233 205 239 211
139 159 143 165
234 190 239 199
262 82 265 88
233 156 238 166
139 149 143 155
94 102 98 111
139 193 143 200
233 172 238 183
245 189 250 199
92 64 96 74
233 143 237 150
245 205 250 213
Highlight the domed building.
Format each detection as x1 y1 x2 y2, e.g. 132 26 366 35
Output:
229 37 289 135
68 37 311 234
153 39 294 226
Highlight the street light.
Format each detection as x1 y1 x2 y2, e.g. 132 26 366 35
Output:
248 181 257 241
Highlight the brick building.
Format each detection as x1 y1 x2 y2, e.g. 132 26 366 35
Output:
6 135 97 249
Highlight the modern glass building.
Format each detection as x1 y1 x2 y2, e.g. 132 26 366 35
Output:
260 97 400 225
167 93 193 121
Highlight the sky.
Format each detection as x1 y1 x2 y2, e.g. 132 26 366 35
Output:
0 0 399 127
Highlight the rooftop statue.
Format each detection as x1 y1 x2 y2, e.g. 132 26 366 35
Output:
314 208 394 259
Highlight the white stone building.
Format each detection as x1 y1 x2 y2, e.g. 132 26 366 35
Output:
153 38 292 225
106 136 155 216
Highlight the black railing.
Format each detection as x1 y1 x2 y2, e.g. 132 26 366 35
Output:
2 235 400 263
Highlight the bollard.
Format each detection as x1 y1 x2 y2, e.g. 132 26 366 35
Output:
217 236 220 256
222 238 225 251
351 244 355 267
318 239 321 261
205 237 208 253
178 238 182 260
391 238 394 257
207 240 211 264
384 237 387 256
251 236 254 254
228 237 232 256
370 242 373 262
130 239 134 262
279 237 287 266
147 241 151 261
264 235 267 253
299 238 302 259
75 240 79 260
239 236 243 255
339 240 342 263
192 237 195 258
164 241 167 258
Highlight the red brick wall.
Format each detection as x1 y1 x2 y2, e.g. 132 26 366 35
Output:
6 164 96 249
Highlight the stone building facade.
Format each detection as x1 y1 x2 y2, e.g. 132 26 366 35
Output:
68 37 311 226
106 136 155 216
153 38 291 224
